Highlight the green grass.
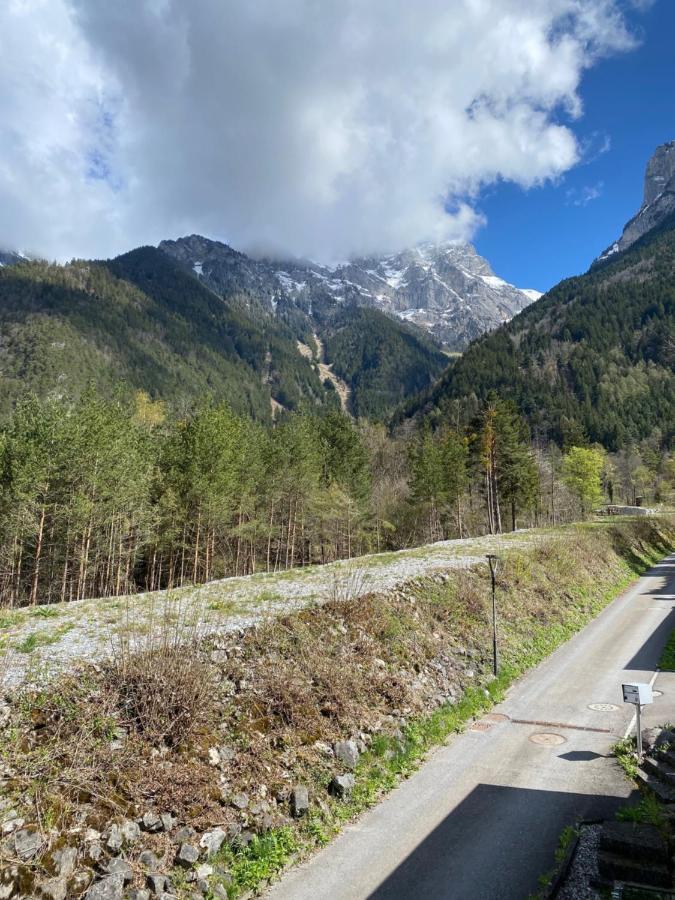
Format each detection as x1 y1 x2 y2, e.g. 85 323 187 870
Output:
659 629 675 671
14 624 74 654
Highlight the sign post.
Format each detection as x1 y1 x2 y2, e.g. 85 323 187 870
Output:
487 555 499 677
622 682 654 756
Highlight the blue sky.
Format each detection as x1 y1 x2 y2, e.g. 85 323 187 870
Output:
475 0 675 292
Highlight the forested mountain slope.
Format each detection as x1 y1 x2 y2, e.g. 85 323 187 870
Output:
322 306 448 419
0 247 447 420
402 213 675 450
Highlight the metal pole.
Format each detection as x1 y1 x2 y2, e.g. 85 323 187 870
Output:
636 704 642 757
487 555 499 677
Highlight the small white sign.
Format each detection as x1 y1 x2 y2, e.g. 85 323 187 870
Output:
622 682 653 706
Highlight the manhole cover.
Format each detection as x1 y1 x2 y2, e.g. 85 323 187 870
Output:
588 703 619 712
482 713 510 723
529 732 566 746
653 690 664 698
470 721 493 732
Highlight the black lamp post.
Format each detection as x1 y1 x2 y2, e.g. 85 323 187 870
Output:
486 554 500 677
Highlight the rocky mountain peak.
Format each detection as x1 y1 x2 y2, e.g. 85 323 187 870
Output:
160 235 540 351
598 141 675 261
643 141 675 206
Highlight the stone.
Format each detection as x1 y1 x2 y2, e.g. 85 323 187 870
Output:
127 892 151 900
334 740 360 769
38 878 68 900
120 819 141 845
208 747 221 766
1 816 23 835
173 825 197 843
330 774 355 799
139 849 161 870
84 828 101 842
14 827 42 860
146 873 170 895
233 831 254 849
176 843 200 867
290 785 309 818
104 858 133 883
195 864 213 879
199 828 226 857
53 846 78 879
84 874 125 900
196 880 210 895
104 824 123 853
85 843 103 863
142 812 163 833
160 813 175 833
231 792 249 810
212 886 229 900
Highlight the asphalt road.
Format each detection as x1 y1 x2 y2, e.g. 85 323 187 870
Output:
266 554 675 900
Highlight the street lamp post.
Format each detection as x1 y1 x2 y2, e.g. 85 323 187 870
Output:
486 554 500 677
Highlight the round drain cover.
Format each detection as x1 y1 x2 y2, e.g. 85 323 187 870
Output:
529 732 566 746
482 713 510 723
588 703 619 712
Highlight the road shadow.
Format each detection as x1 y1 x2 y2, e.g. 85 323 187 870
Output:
625 607 675 672
367 783 632 900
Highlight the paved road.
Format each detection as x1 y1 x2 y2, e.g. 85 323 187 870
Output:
267 554 675 900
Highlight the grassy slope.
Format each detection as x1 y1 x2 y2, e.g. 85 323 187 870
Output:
0 518 673 898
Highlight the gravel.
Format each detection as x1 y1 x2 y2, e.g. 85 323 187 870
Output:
558 824 602 900
1 529 544 691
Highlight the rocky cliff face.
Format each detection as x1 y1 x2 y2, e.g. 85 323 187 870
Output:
160 236 540 351
599 141 675 261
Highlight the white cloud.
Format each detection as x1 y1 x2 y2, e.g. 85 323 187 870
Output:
566 180 604 205
0 0 641 261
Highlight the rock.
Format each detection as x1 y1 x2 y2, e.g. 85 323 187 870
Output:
53 846 78 879
195 864 213 880
120 819 141 845
212 886 229 900
334 740 360 769
231 792 249 810
139 849 161 870
643 727 675 753
38 878 68 900
84 874 125 900
84 828 101 842
14 827 42 860
208 747 221 766
104 824 123 853
176 843 200 867
233 831 254 849
314 740 334 757
225 823 241 841
85 843 102 863
160 813 175 833
127 892 151 900
142 812 163 833
290 785 309 818
146 873 170 895
173 825 197 843
196 880 210 895
330 774 355 799
104 858 133 883
199 828 226 856
1 816 23 835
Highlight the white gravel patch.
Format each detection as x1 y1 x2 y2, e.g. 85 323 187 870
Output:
1 529 546 690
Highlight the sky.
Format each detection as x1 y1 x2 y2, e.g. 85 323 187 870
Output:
0 0 672 292
474 0 675 289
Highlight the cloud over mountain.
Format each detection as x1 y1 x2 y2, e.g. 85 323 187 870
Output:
0 0 642 261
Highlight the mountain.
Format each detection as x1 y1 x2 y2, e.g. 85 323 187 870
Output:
599 141 675 260
402 149 675 450
159 235 539 351
0 250 28 267
0 245 446 421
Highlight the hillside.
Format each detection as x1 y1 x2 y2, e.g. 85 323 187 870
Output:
0 247 446 420
322 306 448 420
402 209 675 450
